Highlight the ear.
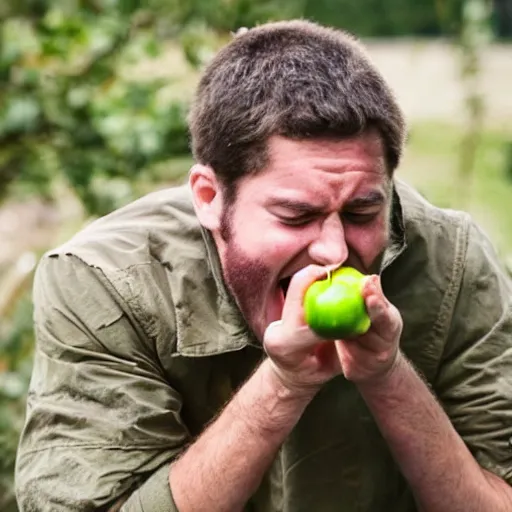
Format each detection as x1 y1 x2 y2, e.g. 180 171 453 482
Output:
189 164 224 231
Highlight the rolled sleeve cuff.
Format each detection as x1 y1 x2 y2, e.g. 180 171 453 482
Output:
121 463 179 512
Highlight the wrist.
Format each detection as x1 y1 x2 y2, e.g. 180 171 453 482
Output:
232 359 317 437
262 357 322 402
263 358 322 402
357 350 408 395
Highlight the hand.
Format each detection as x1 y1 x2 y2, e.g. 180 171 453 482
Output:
334 274 403 386
263 265 344 395
263 268 403 395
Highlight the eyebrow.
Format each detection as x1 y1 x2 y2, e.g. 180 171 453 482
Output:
266 198 328 214
345 191 386 208
267 190 386 213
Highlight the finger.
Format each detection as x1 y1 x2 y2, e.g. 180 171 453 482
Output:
264 320 327 359
281 264 330 325
366 303 402 343
361 275 400 334
361 274 382 300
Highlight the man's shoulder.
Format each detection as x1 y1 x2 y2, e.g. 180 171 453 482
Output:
395 179 471 266
392 179 473 294
388 180 474 380
395 179 468 234
45 184 205 272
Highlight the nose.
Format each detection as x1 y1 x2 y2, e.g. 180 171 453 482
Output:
308 212 348 267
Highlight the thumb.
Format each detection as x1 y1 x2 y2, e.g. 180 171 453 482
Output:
282 265 329 326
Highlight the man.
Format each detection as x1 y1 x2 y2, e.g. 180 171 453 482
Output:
15 19 512 512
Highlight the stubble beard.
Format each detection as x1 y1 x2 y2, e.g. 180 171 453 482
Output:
219 207 272 340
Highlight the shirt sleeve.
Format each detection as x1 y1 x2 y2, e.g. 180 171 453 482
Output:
15 254 188 511
435 220 512 485
119 463 178 512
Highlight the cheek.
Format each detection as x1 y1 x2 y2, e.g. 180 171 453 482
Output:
260 230 311 264
234 218 311 263
345 221 388 263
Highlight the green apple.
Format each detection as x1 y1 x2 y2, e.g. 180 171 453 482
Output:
303 267 371 339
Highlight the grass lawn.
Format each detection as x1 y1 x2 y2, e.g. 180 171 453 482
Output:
399 121 512 265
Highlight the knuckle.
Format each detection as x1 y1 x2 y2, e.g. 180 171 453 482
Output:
263 322 289 358
391 308 403 332
291 264 325 285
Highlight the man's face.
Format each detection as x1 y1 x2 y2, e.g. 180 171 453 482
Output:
212 130 392 341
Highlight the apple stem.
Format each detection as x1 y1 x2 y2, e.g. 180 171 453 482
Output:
327 268 332 284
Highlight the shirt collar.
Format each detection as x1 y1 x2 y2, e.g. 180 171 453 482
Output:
173 222 260 358
380 179 408 272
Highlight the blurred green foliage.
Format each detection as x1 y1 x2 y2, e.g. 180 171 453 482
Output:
0 1 193 507
0 298 34 511
0 0 194 217
305 0 462 37
0 0 510 510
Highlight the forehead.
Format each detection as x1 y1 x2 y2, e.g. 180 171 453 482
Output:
270 131 386 169
237 131 389 204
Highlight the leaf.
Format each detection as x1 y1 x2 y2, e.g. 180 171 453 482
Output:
1 97 41 135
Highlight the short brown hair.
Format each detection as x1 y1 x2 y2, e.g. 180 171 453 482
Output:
188 20 406 197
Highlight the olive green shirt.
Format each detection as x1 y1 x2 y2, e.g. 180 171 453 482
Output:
15 180 512 511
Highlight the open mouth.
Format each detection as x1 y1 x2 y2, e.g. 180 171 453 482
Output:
279 276 292 298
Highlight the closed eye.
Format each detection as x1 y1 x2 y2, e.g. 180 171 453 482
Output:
279 215 319 227
342 212 378 224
